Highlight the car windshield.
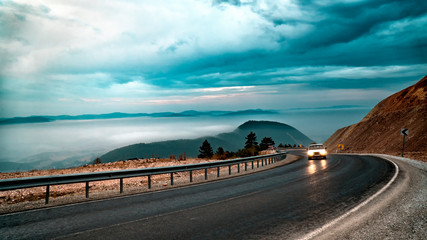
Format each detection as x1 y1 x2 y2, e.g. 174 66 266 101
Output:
308 145 324 150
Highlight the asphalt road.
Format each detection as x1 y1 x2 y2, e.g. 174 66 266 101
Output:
0 151 395 240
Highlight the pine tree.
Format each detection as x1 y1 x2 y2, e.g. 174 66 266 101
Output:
243 131 259 156
198 139 213 159
216 147 224 156
93 157 101 164
260 137 275 150
245 131 258 149
214 147 226 160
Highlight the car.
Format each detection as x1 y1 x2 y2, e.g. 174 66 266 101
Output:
307 144 327 160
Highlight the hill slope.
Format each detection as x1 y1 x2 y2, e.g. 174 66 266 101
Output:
99 120 313 163
325 76 427 161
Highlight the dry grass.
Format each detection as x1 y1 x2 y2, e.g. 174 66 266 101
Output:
0 155 286 214
0 158 218 204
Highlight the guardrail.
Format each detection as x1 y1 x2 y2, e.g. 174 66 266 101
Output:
0 152 287 204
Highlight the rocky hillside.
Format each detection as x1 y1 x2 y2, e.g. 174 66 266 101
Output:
99 120 313 163
325 76 427 161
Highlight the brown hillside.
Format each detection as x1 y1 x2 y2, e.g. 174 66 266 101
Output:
325 76 427 162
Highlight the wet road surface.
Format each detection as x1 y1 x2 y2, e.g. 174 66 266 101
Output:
0 152 395 239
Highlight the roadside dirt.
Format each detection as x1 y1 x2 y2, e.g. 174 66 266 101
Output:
0 158 216 208
0 154 299 215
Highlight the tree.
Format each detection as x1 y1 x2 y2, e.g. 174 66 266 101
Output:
260 137 275 151
237 148 252 158
198 139 213 159
278 143 284 148
245 131 258 149
214 147 226 160
93 157 101 164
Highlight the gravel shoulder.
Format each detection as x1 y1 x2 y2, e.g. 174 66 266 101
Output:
0 154 299 215
314 154 427 240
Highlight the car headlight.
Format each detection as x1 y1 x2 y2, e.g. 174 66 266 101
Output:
320 150 327 155
307 150 314 156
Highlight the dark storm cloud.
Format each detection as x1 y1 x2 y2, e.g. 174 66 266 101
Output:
292 0 427 48
1 0 426 117
139 0 426 91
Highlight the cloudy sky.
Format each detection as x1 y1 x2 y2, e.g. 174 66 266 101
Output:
1 0 426 118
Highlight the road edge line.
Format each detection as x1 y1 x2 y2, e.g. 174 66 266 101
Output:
297 156 399 240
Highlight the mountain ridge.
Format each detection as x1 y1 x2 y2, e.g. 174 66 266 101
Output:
0 109 277 125
99 120 313 163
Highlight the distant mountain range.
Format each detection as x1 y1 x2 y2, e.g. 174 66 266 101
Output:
99 120 314 163
0 150 102 172
0 109 278 125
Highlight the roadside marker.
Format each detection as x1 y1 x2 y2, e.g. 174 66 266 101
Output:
400 128 409 157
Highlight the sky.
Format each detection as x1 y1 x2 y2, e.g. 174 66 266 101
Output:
0 0 426 118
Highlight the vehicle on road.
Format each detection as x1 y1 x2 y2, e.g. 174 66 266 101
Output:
307 144 327 160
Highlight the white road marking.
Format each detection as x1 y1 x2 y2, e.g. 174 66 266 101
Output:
297 156 399 240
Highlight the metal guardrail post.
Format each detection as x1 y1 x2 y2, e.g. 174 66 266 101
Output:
120 178 123 193
45 185 50 204
0 153 287 202
85 182 89 198
245 162 247 171
262 159 264 166
257 160 259 168
217 167 220 177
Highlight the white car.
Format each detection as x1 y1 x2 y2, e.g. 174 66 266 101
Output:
307 144 327 160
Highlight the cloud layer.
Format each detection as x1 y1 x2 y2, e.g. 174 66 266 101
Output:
1 0 426 117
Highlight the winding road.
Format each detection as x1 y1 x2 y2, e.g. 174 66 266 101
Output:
0 151 396 239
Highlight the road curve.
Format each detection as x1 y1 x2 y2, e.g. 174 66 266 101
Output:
0 152 396 239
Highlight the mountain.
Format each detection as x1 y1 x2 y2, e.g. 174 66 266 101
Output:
0 109 278 125
325 76 427 161
0 151 101 172
0 116 51 125
99 120 313 163
221 109 278 116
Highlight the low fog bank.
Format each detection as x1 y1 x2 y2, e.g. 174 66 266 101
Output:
0 108 369 172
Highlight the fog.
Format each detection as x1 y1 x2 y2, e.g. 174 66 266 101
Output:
0 108 369 170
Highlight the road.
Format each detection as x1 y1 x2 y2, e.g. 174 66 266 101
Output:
0 151 395 239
